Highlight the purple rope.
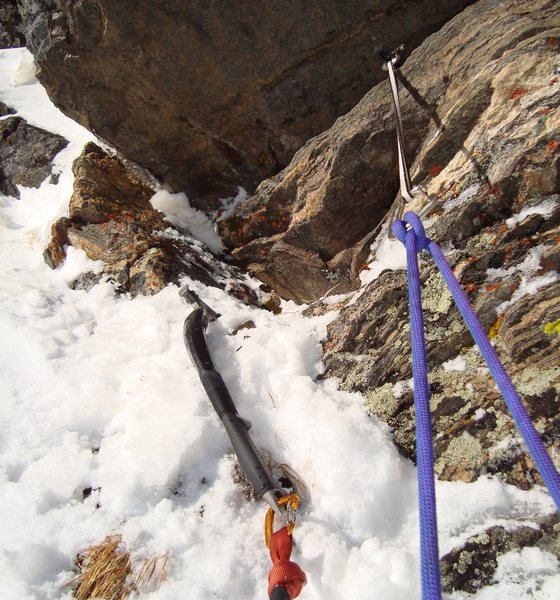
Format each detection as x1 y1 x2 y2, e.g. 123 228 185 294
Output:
392 215 441 600
392 211 560 600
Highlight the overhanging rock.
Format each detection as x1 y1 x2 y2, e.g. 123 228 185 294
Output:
19 0 474 209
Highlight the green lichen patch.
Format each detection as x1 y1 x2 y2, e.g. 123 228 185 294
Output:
435 431 487 481
425 318 465 341
421 270 453 317
365 381 410 420
512 365 560 396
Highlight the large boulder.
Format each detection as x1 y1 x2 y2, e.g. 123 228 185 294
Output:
18 0 474 210
218 0 560 303
0 116 68 197
44 143 259 301
321 0 560 492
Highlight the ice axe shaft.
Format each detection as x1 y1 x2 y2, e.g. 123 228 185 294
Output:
180 286 285 516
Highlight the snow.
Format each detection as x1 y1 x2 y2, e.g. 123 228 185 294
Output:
505 195 558 229
486 246 560 315
473 408 487 421
1 48 559 600
150 191 225 254
393 380 413 399
442 356 467 373
359 229 406 286
11 49 37 86
443 183 480 212
0 48 95 149
215 186 249 221
487 246 547 282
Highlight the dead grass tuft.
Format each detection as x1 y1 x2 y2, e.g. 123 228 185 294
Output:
72 535 132 600
70 534 168 600
230 449 310 504
134 553 169 595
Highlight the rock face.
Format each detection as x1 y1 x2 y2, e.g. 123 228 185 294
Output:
219 0 560 303
312 3 560 589
440 513 560 593
322 0 560 493
0 101 16 117
19 0 474 210
44 143 259 300
0 0 25 48
0 116 68 197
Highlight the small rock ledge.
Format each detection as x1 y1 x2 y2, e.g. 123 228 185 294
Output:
44 143 259 302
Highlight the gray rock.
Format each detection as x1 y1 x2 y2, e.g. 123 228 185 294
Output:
0 101 16 117
321 0 560 495
324 198 560 488
0 0 25 48
19 0 474 209
44 143 264 304
441 514 560 593
0 116 68 197
219 0 560 303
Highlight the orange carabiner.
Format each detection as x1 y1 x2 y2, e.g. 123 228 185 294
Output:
264 494 299 548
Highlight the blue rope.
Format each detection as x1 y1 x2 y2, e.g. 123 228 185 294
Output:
392 211 560 600
392 214 441 600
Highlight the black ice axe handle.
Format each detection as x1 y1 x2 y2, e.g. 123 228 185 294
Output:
180 286 284 512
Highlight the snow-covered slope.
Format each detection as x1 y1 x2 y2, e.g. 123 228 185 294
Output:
0 48 558 600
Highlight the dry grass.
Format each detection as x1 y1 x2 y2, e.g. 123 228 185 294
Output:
230 449 310 504
70 534 168 600
134 553 169 596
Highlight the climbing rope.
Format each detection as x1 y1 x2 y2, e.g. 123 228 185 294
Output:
392 212 441 600
392 211 560 600
265 494 306 600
